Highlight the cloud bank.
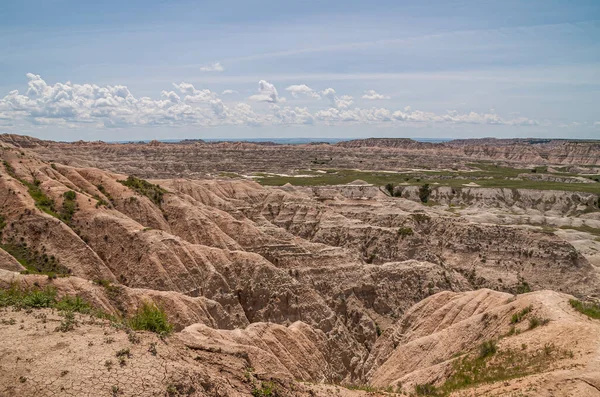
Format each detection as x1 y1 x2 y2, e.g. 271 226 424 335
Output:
0 74 541 130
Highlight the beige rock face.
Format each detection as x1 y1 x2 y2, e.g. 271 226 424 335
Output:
1 137 600 396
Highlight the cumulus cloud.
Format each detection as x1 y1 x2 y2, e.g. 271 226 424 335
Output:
0 74 543 130
320 88 353 109
249 80 282 103
222 89 238 95
285 85 321 99
199 62 224 72
362 90 390 100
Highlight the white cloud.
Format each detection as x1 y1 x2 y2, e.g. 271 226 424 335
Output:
285 84 321 99
222 89 238 95
320 88 353 109
0 73 544 130
362 90 390 100
199 62 224 72
249 80 282 103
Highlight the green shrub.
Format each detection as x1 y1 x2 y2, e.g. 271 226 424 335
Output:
398 227 414 237
478 340 497 359
415 383 438 396
419 184 431 203
252 381 277 397
528 317 550 330
128 302 173 335
515 281 532 294
510 305 532 324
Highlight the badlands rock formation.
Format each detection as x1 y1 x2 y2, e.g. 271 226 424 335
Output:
0 135 600 396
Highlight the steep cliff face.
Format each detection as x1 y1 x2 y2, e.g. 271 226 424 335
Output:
337 138 600 165
395 186 600 216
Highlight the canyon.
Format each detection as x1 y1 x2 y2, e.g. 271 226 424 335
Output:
0 134 599 396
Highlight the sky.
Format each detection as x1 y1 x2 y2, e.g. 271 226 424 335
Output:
0 0 599 141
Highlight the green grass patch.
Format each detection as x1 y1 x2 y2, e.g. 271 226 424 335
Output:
559 225 600 237
428 341 572 396
128 301 173 335
118 176 167 206
0 284 90 313
22 179 59 218
253 164 600 195
570 299 600 319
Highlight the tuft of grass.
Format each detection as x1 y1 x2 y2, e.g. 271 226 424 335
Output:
570 299 600 319
528 317 550 330
0 284 56 309
511 305 532 324
128 301 173 335
118 176 167 206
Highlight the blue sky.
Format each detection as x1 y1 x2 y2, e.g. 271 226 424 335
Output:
0 0 599 141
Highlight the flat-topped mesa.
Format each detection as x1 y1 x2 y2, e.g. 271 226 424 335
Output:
336 137 433 149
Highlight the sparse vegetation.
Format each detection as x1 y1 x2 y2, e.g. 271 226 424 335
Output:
128 301 173 335
515 281 532 294
60 190 78 223
415 383 437 395
55 310 77 332
397 227 414 237
511 305 533 324
569 299 600 319
3 160 16 177
118 175 167 206
531 316 550 331
0 242 70 276
419 183 431 203
23 179 58 217
252 381 278 397
478 339 497 359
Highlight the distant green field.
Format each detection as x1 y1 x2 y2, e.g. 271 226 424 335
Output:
245 164 600 194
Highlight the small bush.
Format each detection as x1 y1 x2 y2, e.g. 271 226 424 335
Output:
398 227 414 237
478 340 497 359
510 305 532 324
55 310 77 332
252 381 277 397
419 184 431 203
415 383 438 396
515 281 532 294
528 317 550 330
128 302 173 335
